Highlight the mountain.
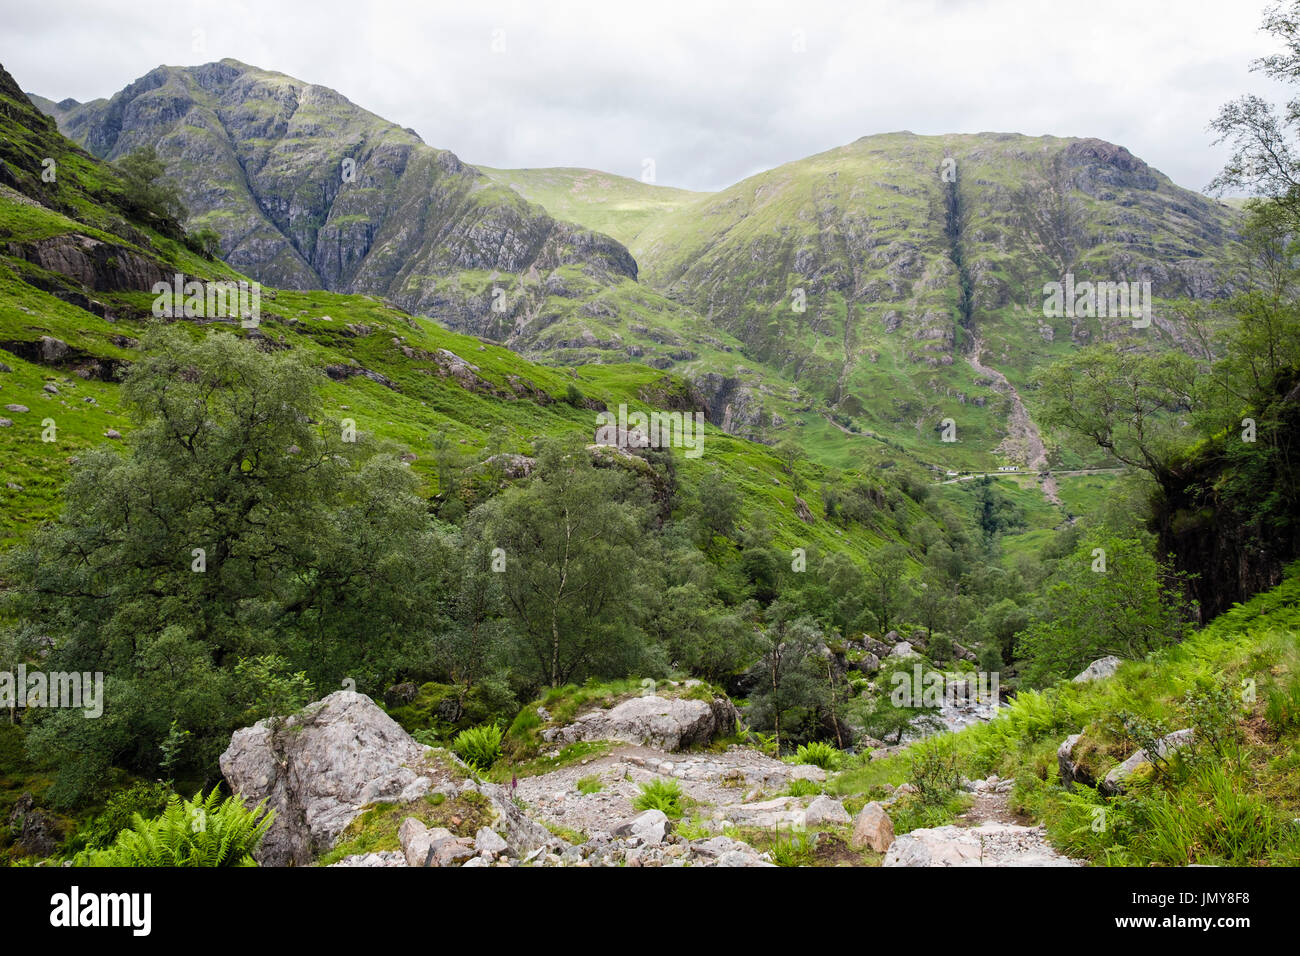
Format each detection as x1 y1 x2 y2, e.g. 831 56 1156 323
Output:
34 67 1246 479
475 166 705 247
32 60 746 374
625 132 1243 463
0 59 955 556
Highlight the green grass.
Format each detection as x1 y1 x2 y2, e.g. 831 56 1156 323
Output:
828 565 1300 865
315 790 492 866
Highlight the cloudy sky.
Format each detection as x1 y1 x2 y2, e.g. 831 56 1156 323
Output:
2 0 1290 193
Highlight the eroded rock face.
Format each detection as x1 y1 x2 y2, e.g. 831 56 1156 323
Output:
546 694 738 752
219 691 446 866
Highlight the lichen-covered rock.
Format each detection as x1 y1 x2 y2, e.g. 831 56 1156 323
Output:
1102 728 1194 795
219 690 447 866
547 694 738 751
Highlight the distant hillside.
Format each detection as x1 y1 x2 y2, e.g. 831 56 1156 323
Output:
476 166 705 246
625 132 1244 469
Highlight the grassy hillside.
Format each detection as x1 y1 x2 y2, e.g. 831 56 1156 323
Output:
477 166 706 246
830 565 1300 866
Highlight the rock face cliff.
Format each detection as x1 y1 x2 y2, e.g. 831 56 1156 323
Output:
38 60 637 338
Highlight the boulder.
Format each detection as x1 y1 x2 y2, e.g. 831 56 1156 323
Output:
1102 728 1194 795
1057 733 1093 788
850 801 895 852
883 823 1076 867
854 652 881 674
547 694 738 751
1072 656 1122 683
220 691 446 866
890 641 917 659
475 826 510 858
803 795 850 826
611 809 669 846
39 336 69 362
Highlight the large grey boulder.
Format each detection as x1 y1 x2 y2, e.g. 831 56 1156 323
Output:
803 795 850 826
547 694 738 751
220 691 446 866
611 809 670 846
1102 728 1194 795
1072 656 1122 683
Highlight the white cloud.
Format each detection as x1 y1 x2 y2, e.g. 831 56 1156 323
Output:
2 0 1290 192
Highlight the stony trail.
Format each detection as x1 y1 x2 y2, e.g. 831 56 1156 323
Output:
966 335 1062 507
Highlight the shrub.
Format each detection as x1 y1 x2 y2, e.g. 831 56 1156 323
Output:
791 741 843 771
76 789 272 866
909 740 963 806
633 778 685 818
452 723 503 771
77 781 174 851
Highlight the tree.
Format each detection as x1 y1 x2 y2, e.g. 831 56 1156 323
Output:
479 438 651 687
746 603 827 753
863 543 910 635
114 146 187 231
3 328 447 802
1038 344 1198 494
1015 535 1196 685
696 470 740 538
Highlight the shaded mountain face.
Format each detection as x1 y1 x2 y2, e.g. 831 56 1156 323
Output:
36 59 644 343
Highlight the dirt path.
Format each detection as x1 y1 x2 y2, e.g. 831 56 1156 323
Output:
966 336 1062 507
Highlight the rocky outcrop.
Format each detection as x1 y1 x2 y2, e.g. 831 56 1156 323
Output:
1072 656 1122 683
1101 728 1194 795
219 691 445 866
545 694 738 751
883 823 1077 867
220 690 553 866
8 792 57 857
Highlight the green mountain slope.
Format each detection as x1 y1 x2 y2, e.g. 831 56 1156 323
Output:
626 132 1243 467
2 61 1000 563
476 166 706 246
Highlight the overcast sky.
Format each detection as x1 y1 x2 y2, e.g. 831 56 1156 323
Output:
2 0 1290 193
